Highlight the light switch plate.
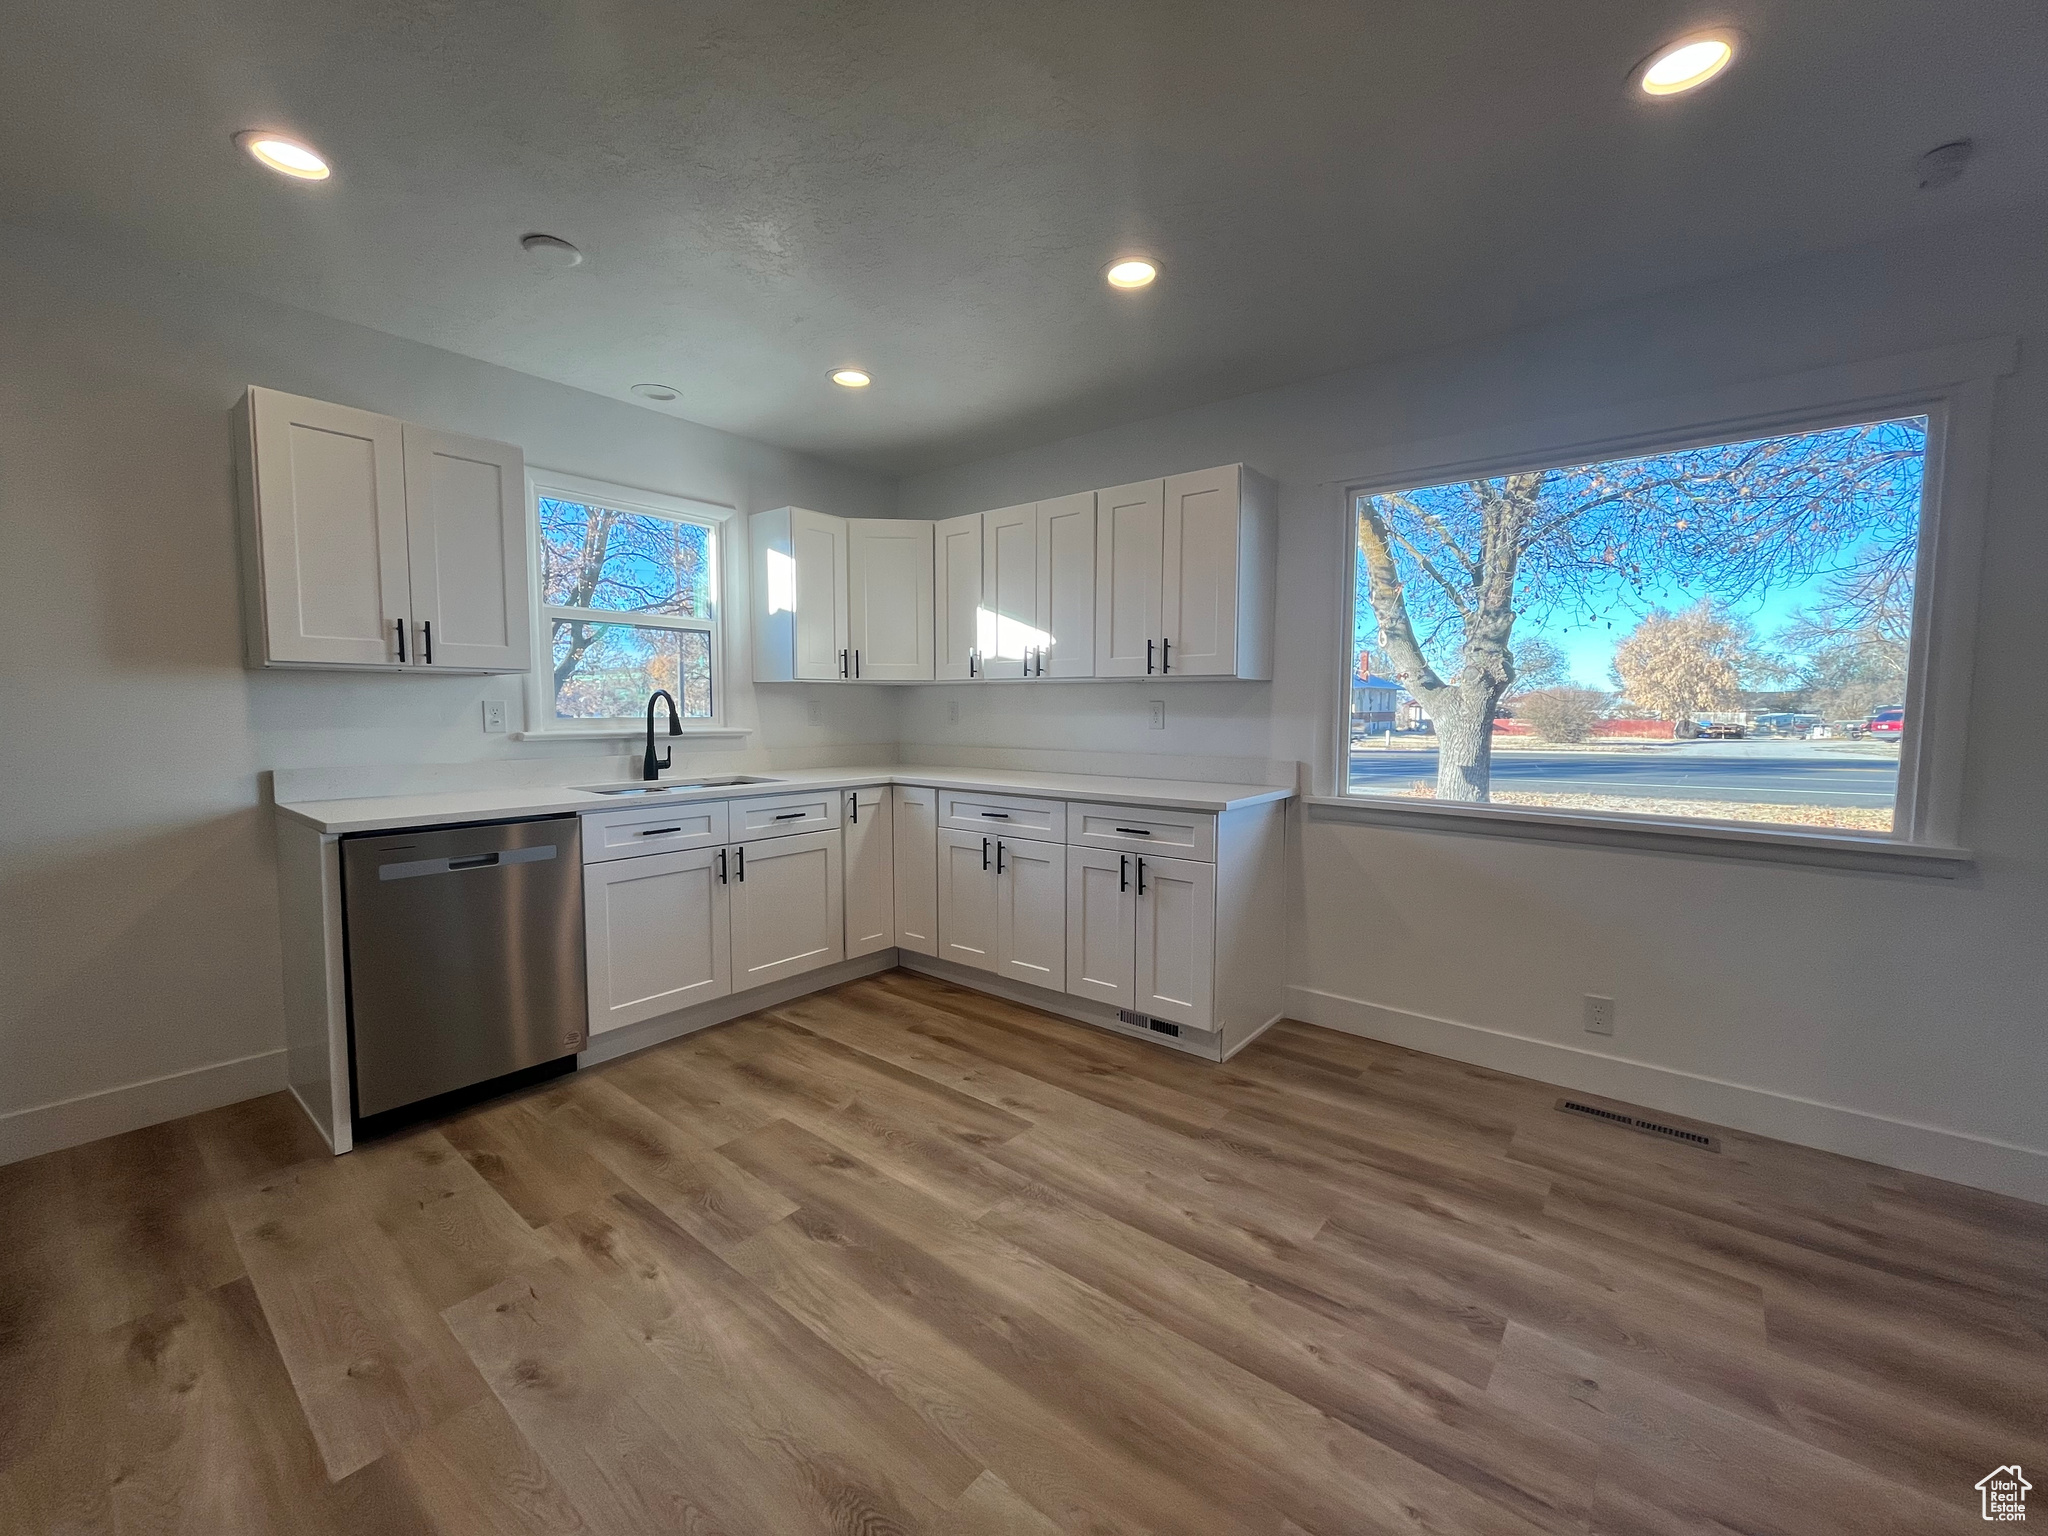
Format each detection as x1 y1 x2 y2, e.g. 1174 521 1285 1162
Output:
481 700 507 734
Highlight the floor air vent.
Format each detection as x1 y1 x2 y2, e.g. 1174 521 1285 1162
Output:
1556 1097 1720 1152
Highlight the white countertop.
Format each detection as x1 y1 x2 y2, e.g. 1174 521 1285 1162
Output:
275 764 1294 835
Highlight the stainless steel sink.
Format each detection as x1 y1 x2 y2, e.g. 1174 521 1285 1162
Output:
576 775 783 797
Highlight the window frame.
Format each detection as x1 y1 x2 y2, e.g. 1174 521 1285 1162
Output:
1317 338 2011 869
520 467 740 739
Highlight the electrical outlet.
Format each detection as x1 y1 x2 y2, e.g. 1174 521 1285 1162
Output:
806 698 822 726
481 699 507 734
947 699 960 725
1584 995 1616 1036
1148 699 1166 729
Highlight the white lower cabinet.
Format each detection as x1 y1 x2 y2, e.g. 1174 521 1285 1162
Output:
1065 847 1136 1008
996 835 1066 989
892 785 939 956
843 786 895 958
730 828 844 989
937 828 1000 970
583 846 731 1033
1133 853 1216 1029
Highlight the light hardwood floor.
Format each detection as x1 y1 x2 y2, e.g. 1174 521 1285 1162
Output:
3 968 2042 1534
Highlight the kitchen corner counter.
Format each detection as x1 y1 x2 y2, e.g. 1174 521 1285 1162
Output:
274 765 1294 835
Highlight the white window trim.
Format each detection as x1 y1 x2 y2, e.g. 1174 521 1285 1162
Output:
1317 336 2013 871
517 467 749 741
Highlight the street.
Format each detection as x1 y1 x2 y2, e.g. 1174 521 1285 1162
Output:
1347 739 1900 808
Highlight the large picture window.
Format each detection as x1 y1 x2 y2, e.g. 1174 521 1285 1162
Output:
528 471 727 729
1344 413 1933 836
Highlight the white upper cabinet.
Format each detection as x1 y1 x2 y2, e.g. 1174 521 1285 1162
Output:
401 425 530 673
751 507 850 681
980 502 1039 679
933 513 984 681
1095 478 1166 678
846 519 934 680
1037 491 1096 678
240 387 532 672
1095 465 1275 681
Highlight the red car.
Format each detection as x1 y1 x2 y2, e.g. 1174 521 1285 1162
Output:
1866 706 1905 741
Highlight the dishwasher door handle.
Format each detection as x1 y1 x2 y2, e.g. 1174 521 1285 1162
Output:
377 845 558 881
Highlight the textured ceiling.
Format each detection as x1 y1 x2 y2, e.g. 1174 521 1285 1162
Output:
2 1 2043 475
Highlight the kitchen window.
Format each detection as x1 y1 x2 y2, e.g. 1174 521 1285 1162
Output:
526 470 729 733
1325 340 2011 865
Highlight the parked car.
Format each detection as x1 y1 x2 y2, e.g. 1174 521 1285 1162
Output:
1752 712 1823 739
1865 706 1905 741
1692 719 1747 740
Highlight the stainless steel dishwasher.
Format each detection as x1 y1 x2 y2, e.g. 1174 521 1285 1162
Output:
341 815 586 1134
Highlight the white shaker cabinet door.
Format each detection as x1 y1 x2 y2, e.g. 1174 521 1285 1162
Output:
729 828 844 989
936 827 998 972
245 387 412 668
892 785 939 956
791 509 851 681
1036 490 1096 678
843 785 896 958
933 513 984 681
582 846 731 1034
401 424 529 673
1094 478 1165 678
980 501 1038 680
995 835 1065 991
1133 853 1216 1030
846 519 934 680
1160 464 1240 678
1065 845 1135 1009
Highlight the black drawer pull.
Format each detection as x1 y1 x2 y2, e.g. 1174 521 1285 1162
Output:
639 826 684 837
1113 827 1153 836
773 810 808 820
979 811 1011 819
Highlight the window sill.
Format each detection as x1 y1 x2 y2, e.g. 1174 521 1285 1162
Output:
1302 794 1970 877
511 725 752 743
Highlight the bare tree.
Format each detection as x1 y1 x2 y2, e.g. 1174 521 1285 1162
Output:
1354 417 1925 800
540 498 709 701
1611 602 1763 721
1515 687 1610 743
1774 546 1915 721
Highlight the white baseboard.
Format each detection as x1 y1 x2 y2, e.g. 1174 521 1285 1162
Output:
577 950 900 1068
1287 986 2048 1205
0 1049 290 1167
898 953 1226 1060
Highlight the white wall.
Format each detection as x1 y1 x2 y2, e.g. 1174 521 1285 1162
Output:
897 199 2048 1201
0 233 898 1159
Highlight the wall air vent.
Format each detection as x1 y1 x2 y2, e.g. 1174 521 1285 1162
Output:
1556 1096 1720 1152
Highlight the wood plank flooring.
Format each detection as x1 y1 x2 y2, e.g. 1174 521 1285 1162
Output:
2 969 2041 1534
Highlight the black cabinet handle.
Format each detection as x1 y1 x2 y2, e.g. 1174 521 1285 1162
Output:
982 836 990 871
639 826 683 837
1114 827 1153 836
773 810 807 820
839 647 849 678
717 847 728 883
996 839 1006 873
423 620 433 665
969 649 979 678
395 619 407 663
1136 857 1147 895
1147 638 1155 674
735 846 745 881
854 649 861 679
1119 853 1128 891
1160 636 1170 674
979 811 1011 819
849 791 858 824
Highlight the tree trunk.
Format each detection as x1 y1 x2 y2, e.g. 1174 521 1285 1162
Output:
1430 687 1500 802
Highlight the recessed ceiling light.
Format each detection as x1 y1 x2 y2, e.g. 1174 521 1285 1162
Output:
828 368 872 389
519 233 584 267
234 131 330 180
1636 31 1738 96
1105 257 1158 289
631 384 680 402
